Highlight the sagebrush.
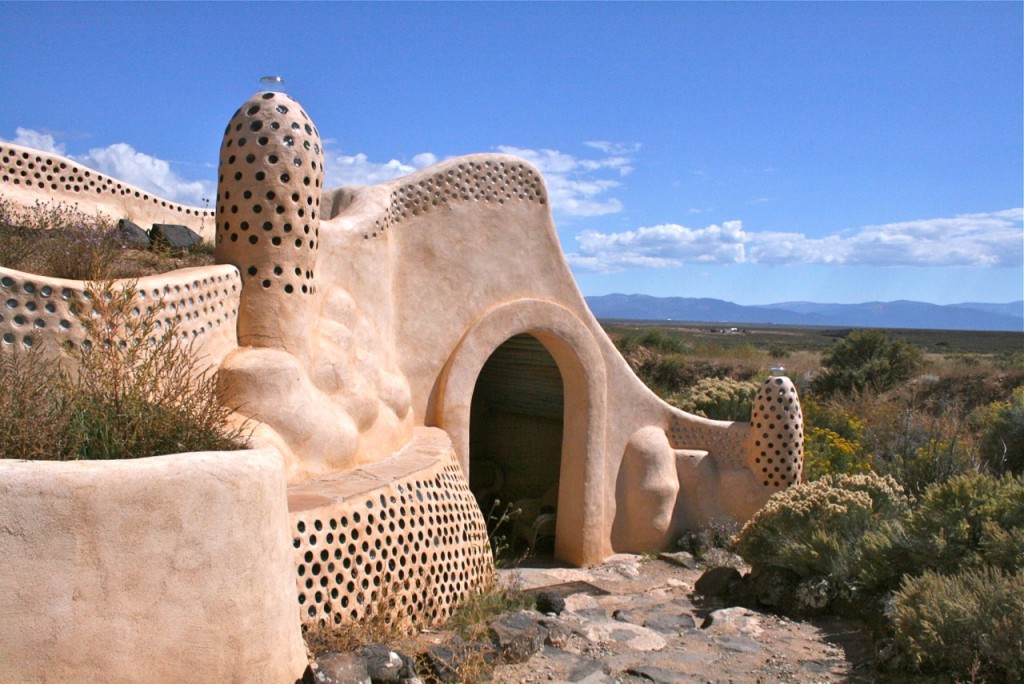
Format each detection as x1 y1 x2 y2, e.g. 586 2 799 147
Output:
889 568 1024 682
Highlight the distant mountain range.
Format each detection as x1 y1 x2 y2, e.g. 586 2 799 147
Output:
585 294 1024 332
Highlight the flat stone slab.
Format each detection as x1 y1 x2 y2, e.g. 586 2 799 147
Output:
581 620 667 652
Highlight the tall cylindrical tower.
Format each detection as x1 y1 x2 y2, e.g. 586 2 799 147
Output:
215 91 323 356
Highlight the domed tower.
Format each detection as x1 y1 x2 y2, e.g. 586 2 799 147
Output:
215 91 323 357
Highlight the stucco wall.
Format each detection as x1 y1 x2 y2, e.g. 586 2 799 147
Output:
1 142 212 239
0 263 241 370
0 449 307 684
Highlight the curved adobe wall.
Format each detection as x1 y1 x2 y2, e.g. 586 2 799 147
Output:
287 427 492 628
0 448 307 684
1 143 212 240
0 263 240 369
354 151 804 563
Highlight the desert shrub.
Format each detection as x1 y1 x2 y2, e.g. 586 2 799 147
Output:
0 226 36 270
615 327 689 355
647 353 691 394
671 376 759 421
880 436 980 499
830 387 983 496
446 573 527 641
767 342 790 359
859 472 1024 591
0 344 80 460
64 280 248 459
889 568 1024 682
0 199 124 278
0 280 247 460
803 427 873 480
733 472 908 583
811 329 923 397
974 386 1024 475
39 223 125 280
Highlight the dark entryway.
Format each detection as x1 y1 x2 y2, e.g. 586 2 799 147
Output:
469 334 564 555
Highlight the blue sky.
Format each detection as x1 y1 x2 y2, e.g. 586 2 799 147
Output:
3 2 1022 306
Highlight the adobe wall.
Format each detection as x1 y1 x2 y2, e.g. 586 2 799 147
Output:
0 262 240 371
1 142 212 240
0 448 307 684
312 154 804 565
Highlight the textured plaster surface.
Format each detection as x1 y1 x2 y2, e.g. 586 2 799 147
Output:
0 263 241 370
0 449 307 683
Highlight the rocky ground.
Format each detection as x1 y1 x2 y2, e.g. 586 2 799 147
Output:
309 553 879 684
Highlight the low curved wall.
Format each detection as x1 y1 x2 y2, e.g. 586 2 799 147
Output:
0 448 307 684
0 263 240 369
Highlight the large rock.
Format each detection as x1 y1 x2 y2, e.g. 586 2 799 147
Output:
694 566 743 599
150 223 202 252
359 644 416 684
115 218 151 249
749 565 801 610
536 590 566 615
488 611 546 663
313 652 372 684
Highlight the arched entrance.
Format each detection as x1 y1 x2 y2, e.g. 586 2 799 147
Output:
434 299 610 566
469 334 564 555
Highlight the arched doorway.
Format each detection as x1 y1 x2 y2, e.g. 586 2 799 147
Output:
469 334 564 555
435 298 609 566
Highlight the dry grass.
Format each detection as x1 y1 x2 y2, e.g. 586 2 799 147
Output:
0 197 214 279
0 280 248 461
303 571 526 683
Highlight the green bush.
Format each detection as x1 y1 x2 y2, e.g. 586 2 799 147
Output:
0 344 81 460
859 473 1024 591
733 472 908 582
889 568 1023 682
811 329 923 397
975 386 1024 475
672 376 760 421
615 327 690 355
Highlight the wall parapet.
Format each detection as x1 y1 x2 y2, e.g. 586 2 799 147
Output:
1 142 211 238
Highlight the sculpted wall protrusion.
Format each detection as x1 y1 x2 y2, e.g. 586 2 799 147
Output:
614 426 681 551
213 91 413 481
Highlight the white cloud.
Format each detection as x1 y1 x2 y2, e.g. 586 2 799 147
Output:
11 127 64 154
321 142 637 219
80 143 213 206
321 150 437 187
567 209 1024 272
497 145 634 217
4 128 213 206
